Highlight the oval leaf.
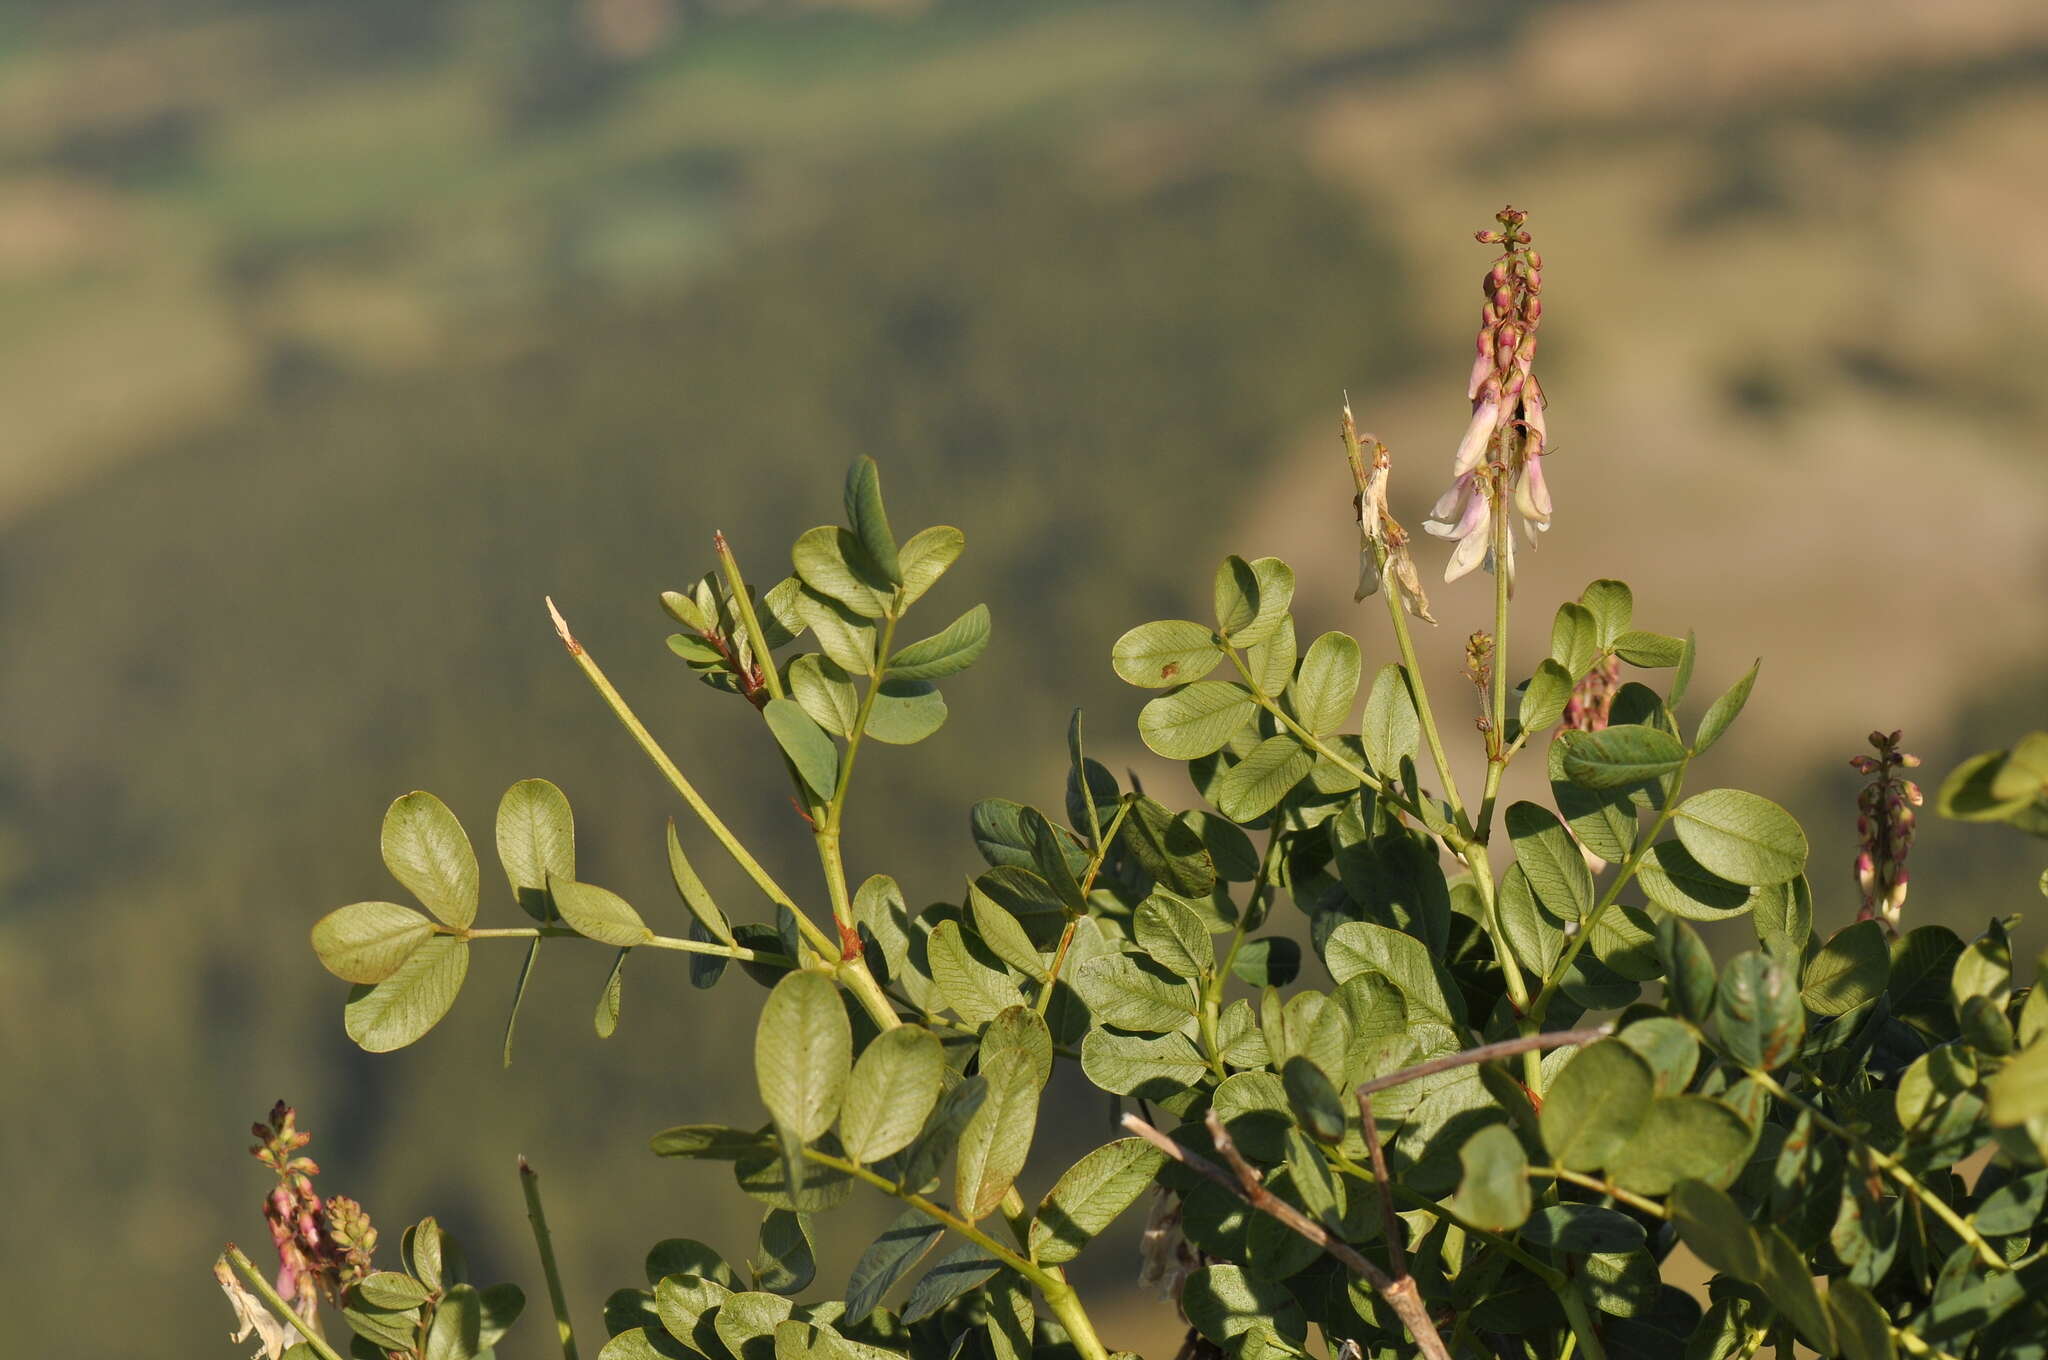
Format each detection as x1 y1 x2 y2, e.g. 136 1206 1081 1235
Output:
313 901 436 984
382 791 480 928
756 972 852 1144
344 935 470 1053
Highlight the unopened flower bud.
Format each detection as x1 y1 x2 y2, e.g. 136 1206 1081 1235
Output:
1487 262 1511 291
1468 349 1494 400
1476 229 1504 244
1527 249 1543 270
1524 296 1542 324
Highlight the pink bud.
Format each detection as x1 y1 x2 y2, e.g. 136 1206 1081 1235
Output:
1467 349 1494 401
1527 250 1544 270
1525 296 1543 324
1493 287 1515 313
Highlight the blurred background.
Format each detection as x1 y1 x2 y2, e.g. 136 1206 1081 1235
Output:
3 0 2046 1355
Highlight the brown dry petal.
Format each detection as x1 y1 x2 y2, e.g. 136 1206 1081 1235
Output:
214 1258 294 1360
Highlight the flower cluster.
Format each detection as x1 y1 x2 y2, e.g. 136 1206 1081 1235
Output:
1424 206 1551 584
1562 655 1621 733
250 1101 376 1322
1853 730 1922 935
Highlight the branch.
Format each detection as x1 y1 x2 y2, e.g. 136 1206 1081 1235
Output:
1355 1026 1611 1096
1121 1112 1453 1360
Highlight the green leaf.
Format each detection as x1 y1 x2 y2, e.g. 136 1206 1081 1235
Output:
1030 1138 1168 1265
1693 661 1759 755
357 1272 432 1309
1134 893 1213 980
1137 682 1258 761
1183 1264 1308 1349
789 654 860 737
1608 1096 1754 1195
551 877 654 948
382 791 480 928
1658 917 1717 1024
424 1284 483 1360
1232 938 1301 988
592 948 626 1038
1506 801 1594 920
844 456 903 586
751 1210 815 1296
1213 555 1294 647
714 1290 795 1360
654 1271 731 1353
1282 1055 1346 1144
1071 952 1197 1032
1758 1227 1836 1354
1111 619 1224 688
1520 1204 1645 1254
1294 632 1362 735
1579 579 1633 648
956 1008 1050 1220
1828 1279 1895 1360
843 1209 943 1324
1752 875 1813 964
756 972 851 1144
1080 1029 1207 1098
650 1123 776 1160
1323 920 1461 1025
901 1244 998 1324
1618 1017 1699 1095
496 778 575 920
1714 951 1804 1071
1802 921 1890 1017
1636 839 1753 921
1672 789 1808 886
1520 659 1574 734
1613 630 1687 667
344 934 469 1052
763 697 840 802
838 1026 945 1165
792 526 891 618
1216 733 1314 822
1989 1040 2048 1126
1551 602 1602 679
967 884 1047 980
926 919 1026 1024
1549 738 1638 864
1450 1123 1532 1231
1121 798 1218 896
1359 664 1420 777
313 901 436 984
1668 1180 1762 1282
1557 725 1687 789
794 587 877 675
886 604 990 681
1246 613 1296 701
897 525 964 608
1540 1039 1654 1171
864 679 947 745
666 821 734 946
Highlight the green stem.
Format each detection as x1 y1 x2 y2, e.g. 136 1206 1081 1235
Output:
546 598 839 962
1225 646 1468 854
824 614 901 834
1381 583 1470 834
1477 468 1512 834
798 1148 1109 1360
1557 1284 1609 1360
1200 828 1285 1074
222 1245 348 1360
518 1158 581 1360
713 534 786 703
1529 1165 1669 1219
1747 1069 2009 1273
1037 793 1132 1018
462 925 789 966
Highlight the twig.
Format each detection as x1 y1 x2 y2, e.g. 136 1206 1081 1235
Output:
1356 1026 1611 1096
1353 1089 1409 1278
519 1158 580 1360
1121 1112 1453 1360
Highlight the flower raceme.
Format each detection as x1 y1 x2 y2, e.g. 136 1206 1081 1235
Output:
1423 206 1552 584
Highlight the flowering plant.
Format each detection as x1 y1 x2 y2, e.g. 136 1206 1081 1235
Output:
220 209 2048 1360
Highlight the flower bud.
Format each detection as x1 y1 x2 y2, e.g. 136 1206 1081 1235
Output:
1468 349 1494 401
1493 286 1515 313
